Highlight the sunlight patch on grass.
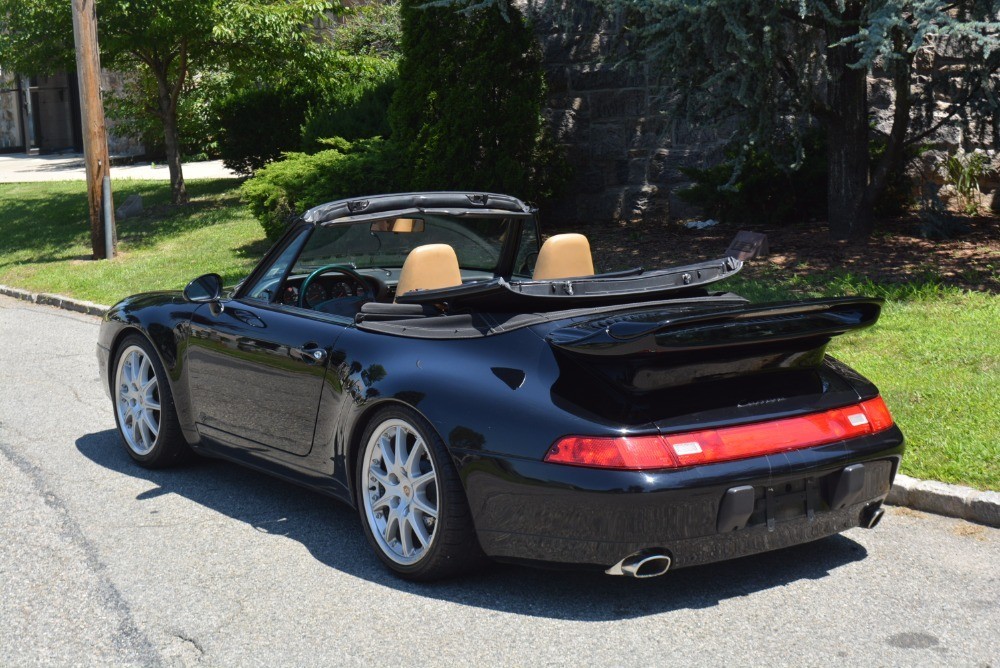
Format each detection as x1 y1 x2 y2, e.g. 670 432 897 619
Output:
0 179 267 305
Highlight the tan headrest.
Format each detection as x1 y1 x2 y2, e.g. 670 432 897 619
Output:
395 244 463 300
532 233 595 280
392 218 417 232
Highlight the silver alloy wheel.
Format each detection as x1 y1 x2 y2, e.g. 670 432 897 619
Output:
114 345 161 456
361 418 439 565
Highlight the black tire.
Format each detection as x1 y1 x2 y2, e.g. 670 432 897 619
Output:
111 333 191 469
355 405 486 581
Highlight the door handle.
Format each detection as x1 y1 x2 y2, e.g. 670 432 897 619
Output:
293 343 327 364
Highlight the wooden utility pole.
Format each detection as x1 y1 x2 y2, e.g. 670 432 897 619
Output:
71 0 116 260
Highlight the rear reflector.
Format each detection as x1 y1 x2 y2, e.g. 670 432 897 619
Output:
544 396 895 470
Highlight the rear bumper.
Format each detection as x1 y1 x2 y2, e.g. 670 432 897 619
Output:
458 426 904 570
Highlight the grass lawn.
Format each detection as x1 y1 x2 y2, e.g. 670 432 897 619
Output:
1 179 996 489
0 179 268 305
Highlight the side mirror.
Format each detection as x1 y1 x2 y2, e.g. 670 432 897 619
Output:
184 273 223 303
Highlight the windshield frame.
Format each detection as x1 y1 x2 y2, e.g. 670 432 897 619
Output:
234 210 541 302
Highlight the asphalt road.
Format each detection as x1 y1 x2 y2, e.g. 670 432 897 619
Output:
1 294 997 667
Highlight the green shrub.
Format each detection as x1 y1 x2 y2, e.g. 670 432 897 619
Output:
389 0 563 202
214 86 319 176
942 150 994 215
679 129 919 225
678 130 827 225
300 57 399 152
240 137 402 240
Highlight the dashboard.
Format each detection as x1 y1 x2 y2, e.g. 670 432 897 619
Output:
279 274 372 309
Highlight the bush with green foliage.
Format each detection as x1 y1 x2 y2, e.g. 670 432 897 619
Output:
300 57 399 153
679 130 919 225
215 0 401 175
240 138 401 240
215 86 320 175
390 0 563 202
942 151 995 215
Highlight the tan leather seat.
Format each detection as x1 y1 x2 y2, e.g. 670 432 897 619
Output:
532 233 595 280
395 244 463 300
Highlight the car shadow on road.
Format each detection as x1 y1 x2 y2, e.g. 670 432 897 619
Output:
77 429 869 621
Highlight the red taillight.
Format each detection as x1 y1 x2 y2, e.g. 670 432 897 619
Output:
859 396 894 432
545 397 895 470
543 435 681 470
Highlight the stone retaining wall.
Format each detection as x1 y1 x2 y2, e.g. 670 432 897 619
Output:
528 0 999 226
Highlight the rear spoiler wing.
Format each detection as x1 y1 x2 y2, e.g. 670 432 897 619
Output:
546 297 883 357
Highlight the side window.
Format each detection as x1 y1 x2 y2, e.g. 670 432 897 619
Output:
513 219 541 278
245 228 310 302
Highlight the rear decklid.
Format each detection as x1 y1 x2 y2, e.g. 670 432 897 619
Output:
539 297 883 429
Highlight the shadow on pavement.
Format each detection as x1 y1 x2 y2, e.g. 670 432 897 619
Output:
77 429 869 621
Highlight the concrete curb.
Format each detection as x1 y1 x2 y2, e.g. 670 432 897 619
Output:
2 284 998 528
0 284 109 317
887 474 1000 528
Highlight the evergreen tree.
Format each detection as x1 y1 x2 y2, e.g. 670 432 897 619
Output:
390 0 552 199
611 0 1000 238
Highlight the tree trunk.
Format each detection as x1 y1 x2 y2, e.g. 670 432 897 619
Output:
154 76 188 206
860 38 913 219
825 5 871 239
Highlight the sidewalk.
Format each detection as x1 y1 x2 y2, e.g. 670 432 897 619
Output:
0 152 238 183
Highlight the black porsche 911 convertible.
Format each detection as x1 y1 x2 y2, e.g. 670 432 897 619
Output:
97 191 904 580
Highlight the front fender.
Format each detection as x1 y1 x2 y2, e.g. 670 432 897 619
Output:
98 291 202 442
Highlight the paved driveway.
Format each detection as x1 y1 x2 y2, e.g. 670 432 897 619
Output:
0 153 236 183
0 294 997 667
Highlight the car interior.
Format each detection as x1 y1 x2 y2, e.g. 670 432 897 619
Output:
267 213 599 319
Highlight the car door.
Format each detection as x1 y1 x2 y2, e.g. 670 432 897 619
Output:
185 299 345 456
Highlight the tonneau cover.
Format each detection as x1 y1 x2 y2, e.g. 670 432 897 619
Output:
355 294 750 339
393 257 742 311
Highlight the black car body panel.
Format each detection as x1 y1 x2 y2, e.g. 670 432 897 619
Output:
97 192 905 574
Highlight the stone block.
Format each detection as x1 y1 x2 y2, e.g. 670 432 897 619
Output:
589 88 646 121
987 187 1000 213
541 32 605 64
544 109 582 141
544 67 570 94
589 122 629 157
646 150 670 182
568 63 644 91
628 157 649 184
116 193 143 220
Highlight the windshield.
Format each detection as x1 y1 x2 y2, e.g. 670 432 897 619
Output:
292 214 534 275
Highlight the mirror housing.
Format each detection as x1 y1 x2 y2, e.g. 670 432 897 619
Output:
184 273 223 304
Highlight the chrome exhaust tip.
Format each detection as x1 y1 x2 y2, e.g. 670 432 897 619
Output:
863 506 885 529
606 551 672 578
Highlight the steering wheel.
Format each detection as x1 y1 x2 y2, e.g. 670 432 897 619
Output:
298 264 375 309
